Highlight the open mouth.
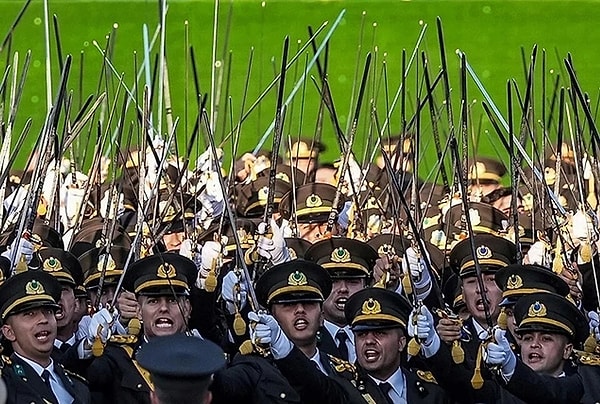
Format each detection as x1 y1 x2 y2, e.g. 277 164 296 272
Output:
294 318 309 331
527 352 543 363
335 297 348 311
155 318 174 329
35 330 52 343
363 348 380 363
475 298 490 311
55 308 64 321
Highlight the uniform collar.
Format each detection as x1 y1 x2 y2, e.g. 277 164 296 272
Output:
369 366 405 401
14 352 55 378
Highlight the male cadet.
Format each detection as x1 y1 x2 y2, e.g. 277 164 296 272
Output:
37 248 90 371
137 333 226 404
0 270 90 403
494 263 569 342
85 253 197 404
278 182 347 243
467 156 506 201
286 139 323 179
484 292 587 403
211 259 338 403
304 238 378 362
416 234 517 402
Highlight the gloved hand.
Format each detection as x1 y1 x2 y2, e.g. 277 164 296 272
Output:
196 241 223 289
86 308 115 344
401 247 432 299
589 311 600 340
524 240 547 265
484 328 517 380
179 239 198 261
337 201 353 230
221 270 248 314
248 311 293 359
257 219 290 265
572 210 594 240
407 305 440 358
1 237 34 266
196 148 223 174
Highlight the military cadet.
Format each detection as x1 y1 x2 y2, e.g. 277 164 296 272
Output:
211 260 332 403
0 270 90 403
137 333 226 404
484 292 587 403
85 253 197 404
304 238 378 362
494 263 570 342
467 156 507 201
286 139 324 180
411 234 517 403
279 182 347 243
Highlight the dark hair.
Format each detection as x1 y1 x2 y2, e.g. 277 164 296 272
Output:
152 374 212 404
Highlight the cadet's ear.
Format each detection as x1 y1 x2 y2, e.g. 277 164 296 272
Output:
562 342 573 360
2 323 15 342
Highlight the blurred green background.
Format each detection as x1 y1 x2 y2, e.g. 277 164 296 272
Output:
1 0 600 177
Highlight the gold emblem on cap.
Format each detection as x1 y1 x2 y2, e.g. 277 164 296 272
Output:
506 274 523 290
476 245 492 259
288 271 307 286
25 280 45 295
157 263 177 279
305 194 323 208
258 186 269 202
97 254 117 273
331 247 351 263
43 257 62 272
361 298 382 315
528 301 547 317
377 244 396 257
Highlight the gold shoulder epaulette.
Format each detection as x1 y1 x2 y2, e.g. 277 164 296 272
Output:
63 367 88 384
416 369 438 384
0 355 11 367
574 350 600 366
328 354 357 376
109 334 138 345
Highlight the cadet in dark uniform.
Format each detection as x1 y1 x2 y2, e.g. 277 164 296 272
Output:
137 333 226 404
0 270 90 404
485 292 587 403
304 238 378 363
85 253 197 404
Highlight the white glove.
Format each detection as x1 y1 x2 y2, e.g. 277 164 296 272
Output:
257 219 290 265
86 308 114 344
99 189 124 220
524 240 547 265
337 201 353 230
401 247 432 299
196 241 222 289
248 311 293 359
61 185 86 226
572 210 594 240
2 237 34 266
179 239 196 260
221 271 248 314
407 305 440 358
589 311 600 340
196 148 223 174
484 328 517 380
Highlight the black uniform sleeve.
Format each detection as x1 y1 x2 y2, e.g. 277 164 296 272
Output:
503 360 584 404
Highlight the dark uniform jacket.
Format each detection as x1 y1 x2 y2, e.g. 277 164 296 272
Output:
211 352 301 404
2 353 90 404
86 336 151 404
574 351 600 404
317 325 346 360
276 346 449 403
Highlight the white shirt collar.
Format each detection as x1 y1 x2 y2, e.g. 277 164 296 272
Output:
323 320 355 344
471 317 490 340
309 349 328 375
54 333 76 349
369 366 405 402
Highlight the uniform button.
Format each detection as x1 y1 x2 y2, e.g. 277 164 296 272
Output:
280 393 286 399
137 383 143 389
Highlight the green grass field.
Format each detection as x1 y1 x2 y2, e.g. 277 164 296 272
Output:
1 0 600 175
